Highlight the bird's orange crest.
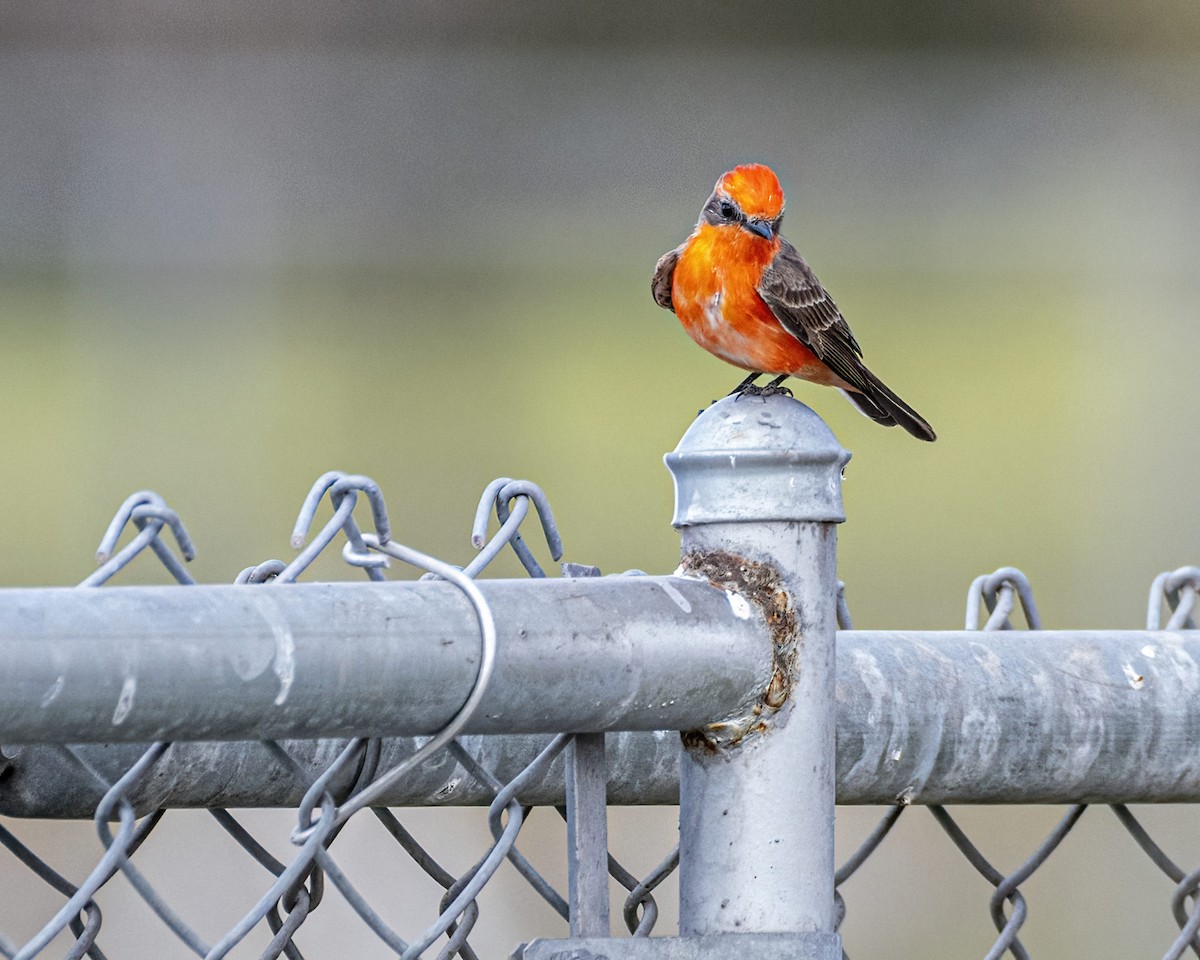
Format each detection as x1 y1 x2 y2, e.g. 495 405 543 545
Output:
716 164 784 220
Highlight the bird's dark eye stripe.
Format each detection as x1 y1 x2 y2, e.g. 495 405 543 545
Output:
703 194 745 226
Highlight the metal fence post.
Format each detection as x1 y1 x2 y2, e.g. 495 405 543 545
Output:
665 393 849 958
517 393 847 960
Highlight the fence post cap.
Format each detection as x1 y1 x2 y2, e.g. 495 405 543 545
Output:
664 394 851 527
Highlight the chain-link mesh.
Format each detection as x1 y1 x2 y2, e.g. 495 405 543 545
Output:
2 475 682 959
1 476 1198 958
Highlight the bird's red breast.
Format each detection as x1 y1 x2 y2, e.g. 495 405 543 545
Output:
671 222 848 387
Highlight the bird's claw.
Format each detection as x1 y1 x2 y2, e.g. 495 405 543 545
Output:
731 382 792 401
731 383 765 399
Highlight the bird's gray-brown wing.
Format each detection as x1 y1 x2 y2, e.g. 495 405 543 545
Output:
651 246 682 312
757 240 866 387
758 240 936 441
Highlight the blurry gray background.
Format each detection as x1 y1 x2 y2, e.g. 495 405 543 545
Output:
2 2 1199 957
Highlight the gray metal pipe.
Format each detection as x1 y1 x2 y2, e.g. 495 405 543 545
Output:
0 576 772 744
837 627 1200 805
0 732 683 818
5 629 1200 817
667 395 845 953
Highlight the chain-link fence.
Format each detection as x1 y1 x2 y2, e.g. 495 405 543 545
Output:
1 394 1199 960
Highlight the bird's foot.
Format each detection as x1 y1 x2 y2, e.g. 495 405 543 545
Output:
751 375 793 399
713 374 789 411
758 383 793 399
731 382 767 400
732 382 792 402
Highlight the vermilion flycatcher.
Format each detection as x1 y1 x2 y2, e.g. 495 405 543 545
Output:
653 163 936 441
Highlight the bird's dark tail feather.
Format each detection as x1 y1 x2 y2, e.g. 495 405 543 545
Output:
844 372 936 442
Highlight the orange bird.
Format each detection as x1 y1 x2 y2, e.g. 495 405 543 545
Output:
653 163 936 441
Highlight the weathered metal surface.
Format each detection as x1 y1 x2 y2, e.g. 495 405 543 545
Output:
667 395 846 939
6 629 1200 816
665 394 851 527
0 575 772 744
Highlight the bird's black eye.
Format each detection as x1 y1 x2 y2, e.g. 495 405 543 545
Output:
719 200 736 220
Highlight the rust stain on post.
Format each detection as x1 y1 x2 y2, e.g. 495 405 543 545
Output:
679 548 798 750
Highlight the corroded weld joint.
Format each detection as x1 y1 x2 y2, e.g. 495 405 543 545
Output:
679 548 797 751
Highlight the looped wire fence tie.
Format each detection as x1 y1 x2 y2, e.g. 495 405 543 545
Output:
965 566 1041 630
281 472 392 583
290 534 497 831
1147 566 1200 630
468 478 563 578
291 739 371 844
81 490 196 586
305 736 571 960
328 475 392 577
269 740 374 952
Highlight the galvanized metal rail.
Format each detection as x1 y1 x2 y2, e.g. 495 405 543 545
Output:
6 628 1198 819
0 576 772 744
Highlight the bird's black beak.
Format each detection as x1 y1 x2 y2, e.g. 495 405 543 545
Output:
744 219 773 241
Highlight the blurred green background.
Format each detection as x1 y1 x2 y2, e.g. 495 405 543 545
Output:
2 2 1199 957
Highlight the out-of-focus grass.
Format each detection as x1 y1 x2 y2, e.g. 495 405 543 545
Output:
1 258 1195 632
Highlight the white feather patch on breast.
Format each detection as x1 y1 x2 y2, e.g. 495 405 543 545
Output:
701 292 723 332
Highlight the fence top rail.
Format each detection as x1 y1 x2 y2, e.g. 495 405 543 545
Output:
0 575 773 745
4 562 1199 806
